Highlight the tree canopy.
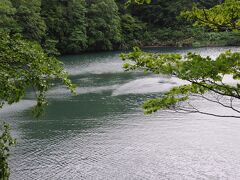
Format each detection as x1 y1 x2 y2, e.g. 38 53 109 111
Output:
86 0 122 51
0 0 19 32
12 0 46 42
122 48 240 117
3 0 229 54
41 0 88 54
182 0 240 31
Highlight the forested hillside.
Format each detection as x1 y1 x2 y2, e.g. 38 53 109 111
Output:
0 0 238 55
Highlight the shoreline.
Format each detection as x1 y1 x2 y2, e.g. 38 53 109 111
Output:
60 44 240 56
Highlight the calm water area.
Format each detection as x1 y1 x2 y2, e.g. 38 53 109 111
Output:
2 47 240 180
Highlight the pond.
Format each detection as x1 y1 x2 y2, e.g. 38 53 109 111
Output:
2 47 240 180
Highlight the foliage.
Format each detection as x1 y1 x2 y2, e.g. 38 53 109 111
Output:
120 13 147 49
125 0 151 6
133 27 238 48
121 47 240 117
41 0 87 54
182 0 240 31
195 0 224 8
86 0 122 51
0 31 75 179
120 0 240 117
2 0 239 54
0 31 75 114
192 31 240 47
129 0 193 27
12 0 46 42
42 38 60 57
0 0 19 32
0 123 16 179
142 27 194 47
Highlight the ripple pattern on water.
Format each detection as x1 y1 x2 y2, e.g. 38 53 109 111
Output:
5 47 240 180
9 109 240 180
0 100 35 117
112 76 189 96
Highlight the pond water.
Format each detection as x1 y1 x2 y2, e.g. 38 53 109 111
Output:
2 47 240 180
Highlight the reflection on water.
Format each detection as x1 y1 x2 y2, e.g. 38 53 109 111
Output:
2 47 240 180
112 76 189 96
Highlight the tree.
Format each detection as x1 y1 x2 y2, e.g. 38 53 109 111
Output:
129 0 193 27
11 0 46 42
194 0 224 8
0 31 75 179
121 0 240 118
66 0 88 53
0 0 19 32
0 123 16 179
126 0 151 5
41 0 87 54
182 0 240 31
120 13 147 48
86 0 122 50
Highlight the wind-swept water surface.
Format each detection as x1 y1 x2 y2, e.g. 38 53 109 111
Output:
3 47 240 180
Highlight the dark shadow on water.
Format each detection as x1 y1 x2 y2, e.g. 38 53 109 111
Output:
17 91 160 140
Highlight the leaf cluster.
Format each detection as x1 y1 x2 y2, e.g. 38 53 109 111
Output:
182 0 240 31
0 31 75 116
121 47 240 114
0 123 16 179
0 31 75 179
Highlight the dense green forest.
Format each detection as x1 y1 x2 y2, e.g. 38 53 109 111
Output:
1 0 239 55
